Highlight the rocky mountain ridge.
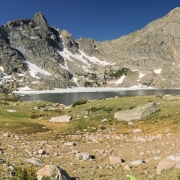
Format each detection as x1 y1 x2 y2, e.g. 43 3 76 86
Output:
1 8 180 91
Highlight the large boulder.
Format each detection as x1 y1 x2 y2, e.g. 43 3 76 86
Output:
156 157 176 174
49 115 72 123
157 155 180 174
36 165 73 180
114 102 159 121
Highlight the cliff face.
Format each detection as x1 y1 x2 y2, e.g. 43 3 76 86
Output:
77 7 180 88
1 8 180 91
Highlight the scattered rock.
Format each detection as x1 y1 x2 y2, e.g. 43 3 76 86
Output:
131 159 145 166
3 132 10 137
36 165 73 180
49 115 72 123
38 149 46 155
24 158 44 166
123 165 131 171
76 152 92 160
132 129 143 133
7 110 17 113
109 156 124 164
100 118 108 122
156 157 176 174
63 142 76 146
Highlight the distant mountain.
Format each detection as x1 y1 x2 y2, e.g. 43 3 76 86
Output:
1 8 180 91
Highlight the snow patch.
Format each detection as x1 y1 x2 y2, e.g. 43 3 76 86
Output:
79 50 109 66
56 36 109 73
130 69 138 72
139 73 146 79
17 73 25 77
72 77 78 83
115 75 126 85
18 86 32 91
0 66 4 72
25 61 51 79
30 37 38 39
154 69 162 74
3 75 13 82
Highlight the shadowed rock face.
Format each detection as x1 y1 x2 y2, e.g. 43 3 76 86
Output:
0 12 77 90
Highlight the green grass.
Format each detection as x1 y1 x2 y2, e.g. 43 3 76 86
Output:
1 95 180 179
0 95 180 136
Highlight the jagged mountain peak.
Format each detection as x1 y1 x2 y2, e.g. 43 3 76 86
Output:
31 12 49 30
2 8 180 91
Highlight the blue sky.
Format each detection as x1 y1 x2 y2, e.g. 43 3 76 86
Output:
1 0 180 41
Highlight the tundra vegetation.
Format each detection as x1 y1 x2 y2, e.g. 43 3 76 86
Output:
0 93 180 179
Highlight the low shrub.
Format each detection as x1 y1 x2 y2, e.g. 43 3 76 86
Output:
30 113 44 119
117 107 122 111
129 106 136 110
72 100 88 107
11 167 37 180
38 104 47 109
84 81 93 87
88 107 104 112
103 107 113 113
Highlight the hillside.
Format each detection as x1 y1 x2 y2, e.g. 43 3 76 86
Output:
1 8 180 91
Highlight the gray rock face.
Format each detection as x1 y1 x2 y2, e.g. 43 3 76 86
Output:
77 7 180 88
49 115 72 123
24 158 44 166
36 165 72 180
114 102 159 121
2 8 180 91
0 12 77 91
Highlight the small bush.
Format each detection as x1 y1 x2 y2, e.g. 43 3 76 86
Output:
103 107 113 113
84 81 93 87
4 97 18 102
38 104 47 109
11 167 37 180
72 100 88 107
88 107 104 112
109 68 128 78
30 113 44 119
129 106 136 110
178 173 180 180
117 107 122 111
0 101 10 105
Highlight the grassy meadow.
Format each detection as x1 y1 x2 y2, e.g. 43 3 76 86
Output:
0 94 180 136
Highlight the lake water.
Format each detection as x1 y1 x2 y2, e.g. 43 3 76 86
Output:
17 89 180 106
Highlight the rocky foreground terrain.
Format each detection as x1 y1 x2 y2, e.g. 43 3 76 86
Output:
1 124 180 180
1 8 180 91
0 94 180 179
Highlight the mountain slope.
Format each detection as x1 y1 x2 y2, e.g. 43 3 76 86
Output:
1 8 180 91
77 7 180 88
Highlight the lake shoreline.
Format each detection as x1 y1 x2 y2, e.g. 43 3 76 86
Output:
13 86 155 95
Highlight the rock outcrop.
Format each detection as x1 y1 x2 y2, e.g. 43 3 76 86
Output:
114 102 159 121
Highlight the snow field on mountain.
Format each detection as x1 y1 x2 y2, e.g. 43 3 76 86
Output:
13 86 154 94
25 61 51 78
